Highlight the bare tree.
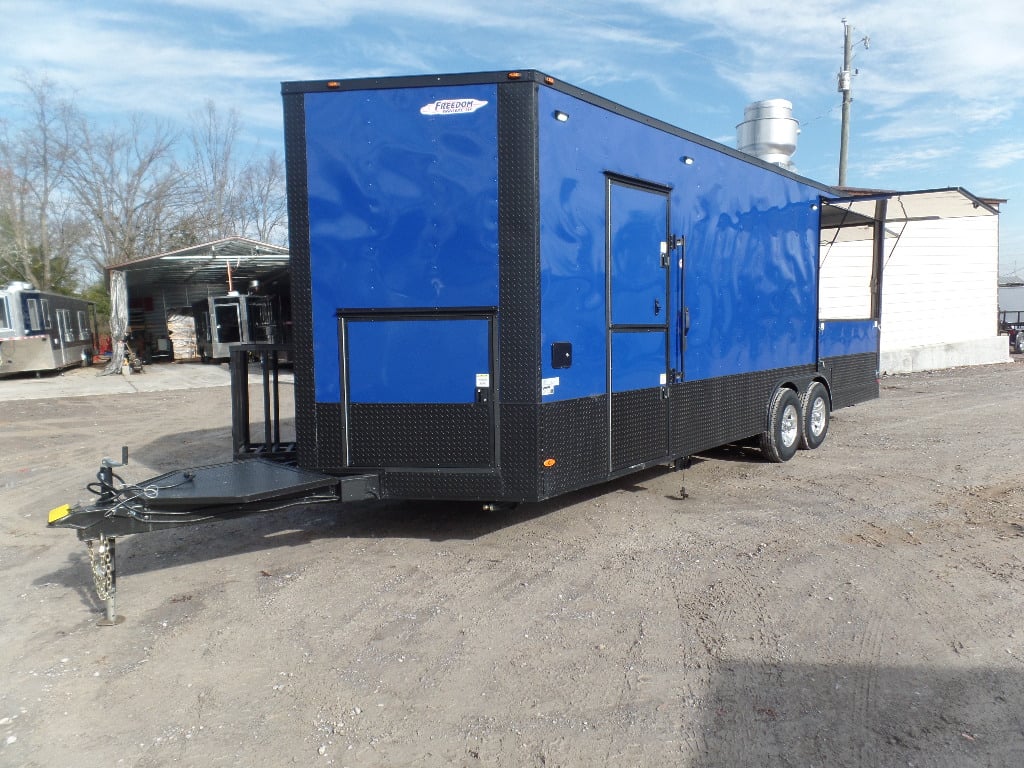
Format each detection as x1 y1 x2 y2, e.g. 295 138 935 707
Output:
0 76 82 291
63 113 182 272
181 102 288 246
184 100 243 242
237 149 287 245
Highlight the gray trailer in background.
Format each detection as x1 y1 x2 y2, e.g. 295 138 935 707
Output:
0 281 96 376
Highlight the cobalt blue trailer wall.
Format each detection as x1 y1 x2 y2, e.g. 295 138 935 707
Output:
536 87 820 396
282 71 879 503
304 85 499 405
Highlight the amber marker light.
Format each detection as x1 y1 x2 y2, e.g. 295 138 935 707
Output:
326 81 341 89
542 458 557 468
507 71 522 80
544 76 555 85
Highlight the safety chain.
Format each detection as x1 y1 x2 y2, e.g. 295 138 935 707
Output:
87 540 114 601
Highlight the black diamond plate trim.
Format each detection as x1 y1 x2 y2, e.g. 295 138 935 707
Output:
670 365 815 457
539 396 607 498
499 404 539 500
349 404 492 468
612 388 668 470
495 81 542 500
497 81 540 406
312 402 345 470
825 352 879 409
378 470 505 501
282 92 320 471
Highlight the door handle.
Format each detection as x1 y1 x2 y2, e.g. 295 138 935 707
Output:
654 298 661 316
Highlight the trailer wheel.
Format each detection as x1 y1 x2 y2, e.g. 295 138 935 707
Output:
799 381 830 450
760 387 801 463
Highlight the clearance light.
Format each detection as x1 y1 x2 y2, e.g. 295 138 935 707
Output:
326 81 341 89
544 76 555 85
543 458 557 468
507 71 522 80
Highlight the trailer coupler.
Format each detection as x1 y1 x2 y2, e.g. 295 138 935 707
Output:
48 449 378 624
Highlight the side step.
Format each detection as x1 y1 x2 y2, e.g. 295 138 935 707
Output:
143 459 343 509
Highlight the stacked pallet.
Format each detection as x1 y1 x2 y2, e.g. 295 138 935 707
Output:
166 309 198 361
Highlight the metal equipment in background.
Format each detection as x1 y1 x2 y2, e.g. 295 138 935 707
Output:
193 293 282 362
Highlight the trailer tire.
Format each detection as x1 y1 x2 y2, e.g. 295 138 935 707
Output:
799 381 830 450
760 387 801 463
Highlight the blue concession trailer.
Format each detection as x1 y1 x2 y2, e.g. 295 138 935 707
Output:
282 70 879 503
50 70 883 619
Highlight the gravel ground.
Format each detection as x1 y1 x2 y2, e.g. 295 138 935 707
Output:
1 357 1022 767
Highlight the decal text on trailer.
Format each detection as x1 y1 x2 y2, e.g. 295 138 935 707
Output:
420 98 489 116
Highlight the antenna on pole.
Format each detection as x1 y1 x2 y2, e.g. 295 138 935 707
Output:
838 18 869 187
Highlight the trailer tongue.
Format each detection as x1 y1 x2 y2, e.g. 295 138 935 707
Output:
48 452 378 624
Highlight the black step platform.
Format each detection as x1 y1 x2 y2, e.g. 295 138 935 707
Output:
144 459 340 509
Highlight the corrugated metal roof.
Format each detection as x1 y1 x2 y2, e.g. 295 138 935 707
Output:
107 237 289 287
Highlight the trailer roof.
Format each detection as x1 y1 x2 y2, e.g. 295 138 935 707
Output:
282 69 839 195
282 72 1005 223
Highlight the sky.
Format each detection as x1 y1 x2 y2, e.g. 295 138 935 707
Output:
3 0 1023 278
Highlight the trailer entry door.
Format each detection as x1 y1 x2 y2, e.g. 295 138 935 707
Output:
55 309 73 365
606 177 671 472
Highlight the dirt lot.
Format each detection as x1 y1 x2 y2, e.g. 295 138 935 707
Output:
2 359 1023 767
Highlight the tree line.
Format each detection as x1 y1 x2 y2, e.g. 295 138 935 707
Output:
0 76 287 297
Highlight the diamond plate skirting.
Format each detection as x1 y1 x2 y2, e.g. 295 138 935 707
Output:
349 404 492 468
670 364 814 457
825 352 879 410
612 388 668 471
538 395 607 499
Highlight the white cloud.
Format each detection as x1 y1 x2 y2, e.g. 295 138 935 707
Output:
857 146 960 179
4 1 1023 178
977 142 1024 170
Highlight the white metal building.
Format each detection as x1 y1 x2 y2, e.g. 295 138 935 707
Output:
821 188 1008 374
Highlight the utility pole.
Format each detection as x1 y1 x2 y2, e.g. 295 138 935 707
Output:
838 18 869 187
